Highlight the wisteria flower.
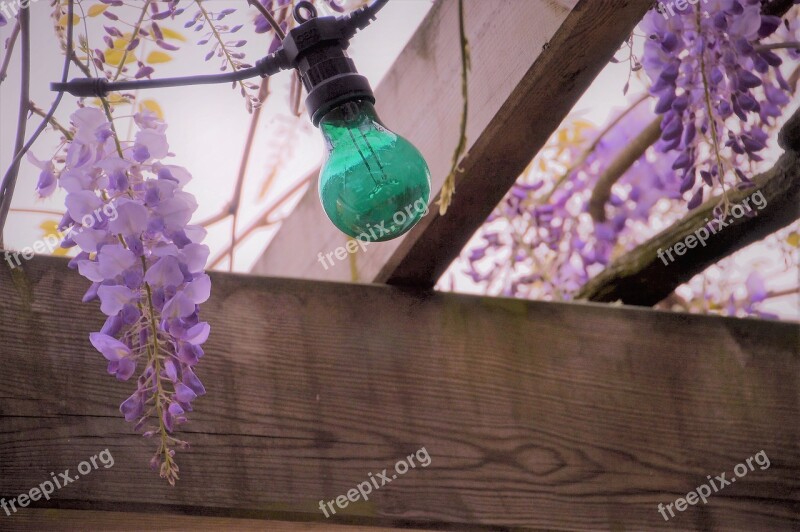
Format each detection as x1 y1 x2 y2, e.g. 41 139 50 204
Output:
54 106 211 485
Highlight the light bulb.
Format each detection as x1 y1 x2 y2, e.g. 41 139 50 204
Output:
318 99 431 242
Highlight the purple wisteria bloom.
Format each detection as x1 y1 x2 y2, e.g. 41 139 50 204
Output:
641 0 798 206
55 107 210 485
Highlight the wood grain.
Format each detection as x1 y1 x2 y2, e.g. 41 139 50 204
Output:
8 509 433 531
251 0 656 287
0 255 799 530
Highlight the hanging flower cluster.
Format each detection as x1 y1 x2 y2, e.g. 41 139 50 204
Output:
49 107 210 485
16 0 370 484
641 0 798 208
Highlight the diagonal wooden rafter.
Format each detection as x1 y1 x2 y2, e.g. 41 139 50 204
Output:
251 0 654 286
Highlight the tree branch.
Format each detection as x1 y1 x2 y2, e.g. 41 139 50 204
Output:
752 41 800 53
541 93 650 205
206 0 292 269
789 64 800 92
227 78 270 270
0 9 30 248
0 20 20 85
29 100 73 140
588 116 662 222
576 107 800 306
209 167 315 269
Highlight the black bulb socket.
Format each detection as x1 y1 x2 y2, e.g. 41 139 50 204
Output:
281 15 375 126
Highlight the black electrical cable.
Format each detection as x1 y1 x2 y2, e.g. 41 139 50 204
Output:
363 0 390 18
341 0 390 38
0 0 74 238
52 0 390 98
51 53 286 98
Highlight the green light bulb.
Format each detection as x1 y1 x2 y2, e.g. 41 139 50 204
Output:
318 100 431 242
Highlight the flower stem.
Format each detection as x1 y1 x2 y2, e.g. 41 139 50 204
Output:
696 8 729 210
112 0 152 82
142 259 177 484
28 100 73 140
195 0 247 95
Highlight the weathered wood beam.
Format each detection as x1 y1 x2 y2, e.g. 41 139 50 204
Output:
11 509 426 531
1 255 799 529
577 107 800 305
251 0 652 287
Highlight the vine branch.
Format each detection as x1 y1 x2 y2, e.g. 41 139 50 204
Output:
0 9 30 248
112 0 152 81
438 0 469 215
195 0 249 101
541 93 650 205
209 166 315 269
0 20 20 85
29 100 73 140
588 116 662 222
752 41 800 52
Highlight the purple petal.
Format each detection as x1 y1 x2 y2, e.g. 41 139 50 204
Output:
73 228 108 253
164 358 178 381
182 368 206 395
77 259 104 282
120 392 144 422
144 255 184 287
162 292 195 319
183 274 211 304
180 243 210 272
89 332 132 361
65 191 104 222
184 322 210 345
97 285 138 316
98 244 138 278
115 357 136 381
108 199 149 237
175 382 198 404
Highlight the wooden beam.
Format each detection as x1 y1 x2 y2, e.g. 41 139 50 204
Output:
1 255 799 529
11 509 432 531
251 0 652 286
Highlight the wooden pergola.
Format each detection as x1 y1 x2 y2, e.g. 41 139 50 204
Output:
1 0 798 530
